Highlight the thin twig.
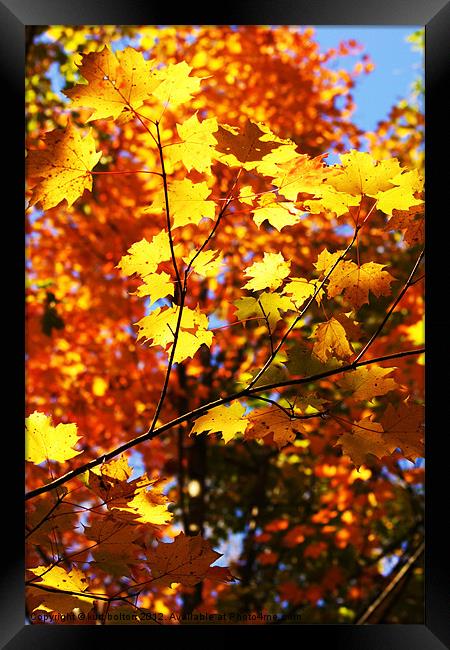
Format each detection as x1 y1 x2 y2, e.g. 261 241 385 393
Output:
246 220 362 390
353 249 424 364
25 493 64 539
258 299 274 356
91 170 162 176
155 120 182 289
250 395 327 420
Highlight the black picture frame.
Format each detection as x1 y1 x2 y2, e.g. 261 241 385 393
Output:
4 0 449 647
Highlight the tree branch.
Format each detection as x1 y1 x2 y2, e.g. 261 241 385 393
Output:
155 120 182 290
355 540 424 624
25 347 424 501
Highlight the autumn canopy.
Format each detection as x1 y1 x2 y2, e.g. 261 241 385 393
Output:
25 26 424 625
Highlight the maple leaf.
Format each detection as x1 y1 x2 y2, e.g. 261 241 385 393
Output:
84 517 141 576
135 305 213 363
335 418 392 468
214 119 283 166
334 312 362 342
27 565 94 615
271 153 328 201
150 179 216 229
375 185 423 217
314 249 345 276
27 499 78 545
152 61 203 107
253 141 300 177
310 318 354 363
388 204 424 246
324 151 423 216
190 402 248 444
110 477 173 526
283 277 323 308
251 194 301 231
165 112 218 173
134 271 174 303
88 458 172 526
183 249 223 277
381 401 424 461
338 365 398 401
116 231 176 279
286 343 341 377
91 454 133 482
240 363 288 389
26 412 82 464
64 46 161 121
373 169 424 216
147 532 231 587
26 121 101 210
234 292 295 330
303 185 360 218
329 150 402 196
326 261 394 308
243 252 291 292
245 407 306 449
238 185 255 205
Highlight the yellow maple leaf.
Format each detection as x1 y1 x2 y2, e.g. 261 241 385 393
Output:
26 121 101 210
165 112 218 173
324 151 423 216
26 411 82 464
243 252 291 292
335 418 392 468
150 179 216 229
245 407 306 449
183 249 223 277
310 318 354 362
135 305 213 363
253 141 299 177
338 365 398 401
374 169 424 216
152 61 203 107
303 185 360 218
64 46 161 121
234 292 295 330
329 150 402 196
190 401 248 444
327 261 394 308
88 457 172 526
238 185 255 205
110 477 173 526
252 194 301 231
271 152 328 201
314 249 345 275
91 454 133 482
27 565 94 615
134 271 174 303
117 231 177 279
283 277 323 308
